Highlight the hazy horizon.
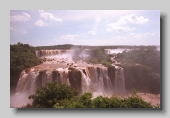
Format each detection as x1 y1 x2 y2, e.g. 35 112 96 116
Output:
10 10 160 46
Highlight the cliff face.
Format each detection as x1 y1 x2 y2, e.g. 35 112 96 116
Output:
68 68 82 93
121 64 160 94
107 66 115 86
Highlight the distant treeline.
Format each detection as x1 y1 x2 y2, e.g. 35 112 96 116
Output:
34 44 159 50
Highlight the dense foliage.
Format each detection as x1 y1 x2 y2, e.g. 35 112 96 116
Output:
115 59 160 94
10 43 41 91
25 82 158 108
85 47 112 67
28 81 78 108
117 48 160 74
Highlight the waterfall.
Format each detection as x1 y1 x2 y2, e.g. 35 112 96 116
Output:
15 68 69 95
15 66 116 96
114 66 125 92
13 63 126 107
35 49 67 57
79 68 91 94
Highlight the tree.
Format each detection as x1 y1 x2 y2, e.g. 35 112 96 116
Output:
10 43 41 91
28 81 78 108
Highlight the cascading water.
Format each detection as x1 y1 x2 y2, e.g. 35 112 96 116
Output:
15 66 115 95
114 66 125 92
11 48 127 107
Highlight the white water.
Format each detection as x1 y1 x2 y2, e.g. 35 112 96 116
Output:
104 48 131 55
11 49 126 107
114 66 125 92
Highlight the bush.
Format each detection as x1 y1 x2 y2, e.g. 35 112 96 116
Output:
28 82 156 108
93 96 110 108
121 95 153 108
62 92 93 108
28 81 78 108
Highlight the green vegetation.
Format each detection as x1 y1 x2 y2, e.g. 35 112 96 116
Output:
28 81 78 108
115 48 160 94
117 48 160 73
10 42 41 91
24 81 158 108
85 47 112 67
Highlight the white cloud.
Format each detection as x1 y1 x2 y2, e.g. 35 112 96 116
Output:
10 27 27 34
130 33 150 38
88 31 96 35
112 36 127 40
106 28 112 32
107 23 133 33
59 34 78 40
39 10 62 22
107 14 148 33
35 20 48 27
124 14 149 24
10 12 31 22
119 14 149 25
20 29 27 34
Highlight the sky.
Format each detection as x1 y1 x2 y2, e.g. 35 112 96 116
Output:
10 10 160 46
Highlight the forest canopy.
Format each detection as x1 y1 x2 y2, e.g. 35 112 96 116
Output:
116 48 160 74
10 42 41 91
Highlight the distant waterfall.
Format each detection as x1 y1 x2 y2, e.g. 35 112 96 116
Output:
114 66 125 92
35 49 67 57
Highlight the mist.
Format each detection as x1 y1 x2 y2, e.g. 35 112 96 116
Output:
10 92 32 108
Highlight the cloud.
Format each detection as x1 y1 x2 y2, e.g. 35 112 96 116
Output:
130 33 150 38
106 28 112 32
39 10 62 22
123 14 149 24
35 20 48 26
10 12 31 22
107 14 149 33
117 14 149 25
107 23 133 33
112 36 127 40
10 26 27 34
59 34 78 40
88 31 96 35
20 29 27 34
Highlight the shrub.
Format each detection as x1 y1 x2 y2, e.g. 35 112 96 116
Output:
28 81 78 108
